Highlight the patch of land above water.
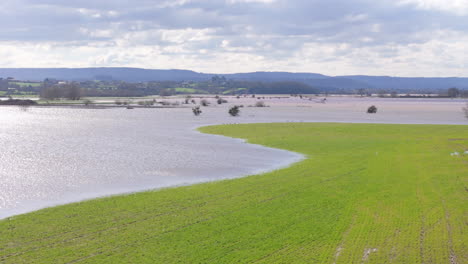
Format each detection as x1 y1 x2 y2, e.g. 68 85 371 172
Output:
0 96 466 218
0 123 466 263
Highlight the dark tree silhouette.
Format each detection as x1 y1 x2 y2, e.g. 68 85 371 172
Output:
229 105 240 116
448 87 460 98
192 106 202 116
367 105 378 114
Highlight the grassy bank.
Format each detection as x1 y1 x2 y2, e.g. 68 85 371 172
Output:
0 123 466 263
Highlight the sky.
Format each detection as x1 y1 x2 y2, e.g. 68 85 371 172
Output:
1 0 468 76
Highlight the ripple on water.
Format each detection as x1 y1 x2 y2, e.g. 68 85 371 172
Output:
0 107 303 219
1 98 464 219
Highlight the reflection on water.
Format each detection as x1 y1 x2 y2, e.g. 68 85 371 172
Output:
0 97 465 219
0 107 303 219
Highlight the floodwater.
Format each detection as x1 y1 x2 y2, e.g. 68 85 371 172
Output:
0 97 466 218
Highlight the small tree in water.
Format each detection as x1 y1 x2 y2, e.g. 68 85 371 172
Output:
367 105 377 114
192 106 202 116
217 98 228 104
229 105 240 116
200 99 210 106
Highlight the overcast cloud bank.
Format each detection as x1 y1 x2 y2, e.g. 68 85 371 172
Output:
1 0 467 76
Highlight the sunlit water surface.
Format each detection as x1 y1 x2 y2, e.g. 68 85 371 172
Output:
1 97 466 218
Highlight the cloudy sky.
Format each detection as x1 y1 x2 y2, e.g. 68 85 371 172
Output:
0 0 467 76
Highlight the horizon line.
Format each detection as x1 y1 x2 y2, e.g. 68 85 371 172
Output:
0 67 467 79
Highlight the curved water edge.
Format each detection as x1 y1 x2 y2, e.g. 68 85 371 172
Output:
0 107 305 220
1 128 305 220
193 125 306 176
0 98 465 220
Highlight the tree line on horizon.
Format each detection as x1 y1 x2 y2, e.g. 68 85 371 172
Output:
1 76 468 99
5 77 320 99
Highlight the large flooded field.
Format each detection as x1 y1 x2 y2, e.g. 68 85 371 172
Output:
1 96 466 218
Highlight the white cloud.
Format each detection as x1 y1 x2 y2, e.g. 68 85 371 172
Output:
227 0 276 3
2 28 468 77
399 0 468 15
0 0 467 76
344 13 369 22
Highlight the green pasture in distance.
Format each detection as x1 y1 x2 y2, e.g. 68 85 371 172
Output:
222 87 248 94
174 87 209 94
10 82 41 87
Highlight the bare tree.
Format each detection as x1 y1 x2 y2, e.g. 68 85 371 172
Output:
66 83 82 100
448 87 460 98
357 88 366 97
40 86 62 100
40 83 81 100
192 106 202 116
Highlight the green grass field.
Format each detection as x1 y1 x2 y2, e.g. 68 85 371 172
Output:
0 123 466 263
222 87 248 94
0 91 38 98
36 99 87 105
174 88 209 94
10 82 41 87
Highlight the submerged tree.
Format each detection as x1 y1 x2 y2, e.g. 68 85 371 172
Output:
200 99 210 106
229 105 240 116
217 98 228 104
84 99 93 106
367 105 378 114
192 106 202 116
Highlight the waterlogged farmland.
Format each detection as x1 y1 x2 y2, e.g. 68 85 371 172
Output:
0 107 302 218
2 0 468 262
0 123 466 263
0 97 466 218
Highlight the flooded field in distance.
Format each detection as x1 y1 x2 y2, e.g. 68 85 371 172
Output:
1 96 466 218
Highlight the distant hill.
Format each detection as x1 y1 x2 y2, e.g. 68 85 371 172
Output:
225 72 328 81
0 68 207 82
0 67 467 92
0 68 328 82
303 77 373 92
339 75 468 91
